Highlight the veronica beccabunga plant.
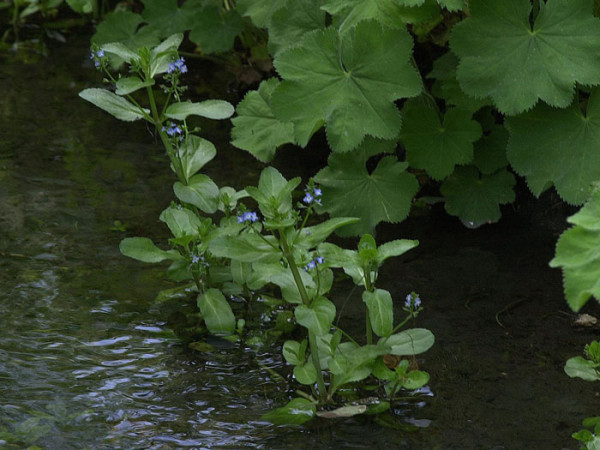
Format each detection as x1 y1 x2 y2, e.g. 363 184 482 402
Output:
79 35 435 425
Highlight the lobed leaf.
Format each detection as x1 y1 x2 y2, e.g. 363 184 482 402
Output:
189 6 243 54
314 139 419 236
506 88 600 205
268 0 326 56
451 0 600 115
231 79 295 162
440 166 516 225
401 103 482 180
272 21 422 152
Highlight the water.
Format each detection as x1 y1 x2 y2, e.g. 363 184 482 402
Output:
0 34 598 449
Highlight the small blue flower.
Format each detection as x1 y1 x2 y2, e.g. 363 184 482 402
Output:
96 49 105 58
237 211 259 224
405 292 422 309
303 192 314 204
168 58 188 74
315 256 325 264
191 254 201 264
305 260 317 271
313 188 322 197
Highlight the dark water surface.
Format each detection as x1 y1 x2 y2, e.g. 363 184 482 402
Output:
0 34 598 449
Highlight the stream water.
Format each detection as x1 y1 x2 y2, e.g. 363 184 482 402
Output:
0 34 599 449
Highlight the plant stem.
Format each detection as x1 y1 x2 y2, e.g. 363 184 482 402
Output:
364 270 374 345
279 231 328 402
145 85 185 183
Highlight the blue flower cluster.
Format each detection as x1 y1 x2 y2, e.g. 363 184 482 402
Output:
90 49 105 68
305 256 325 271
237 211 259 224
303 186 322 206
162 123 183 137
404 292 422 309
168 58 188 74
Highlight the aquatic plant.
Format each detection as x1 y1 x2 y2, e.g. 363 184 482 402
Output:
79 35 434 424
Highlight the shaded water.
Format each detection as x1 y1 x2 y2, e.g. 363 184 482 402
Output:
0 34 598 449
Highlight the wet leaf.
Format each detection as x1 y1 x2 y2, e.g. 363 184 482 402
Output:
261 398 316 425
564 356 600 381
316 405 367 418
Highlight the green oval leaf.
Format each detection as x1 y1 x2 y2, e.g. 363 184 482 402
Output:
119 237 179 263
261 398 316 426
165 100 234 120
173 174 219 213
79 88 150 121
295 297 336 336
363 289 394 337
380 328 435 355
197 288 236 336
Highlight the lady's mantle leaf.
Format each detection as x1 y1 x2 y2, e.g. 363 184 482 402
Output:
236 0 287 28
272 21 422 152
473 125 509 175
450 0 600 115
269 0 326 56
231 79 294 162
400 104 482 180
437 0 466 11
189 6 243 54
322 0 440 33
142 0 201 37
428 52 491 112
91 11 160 51
314 139 419 236
440 166 516 224
506 88 600 205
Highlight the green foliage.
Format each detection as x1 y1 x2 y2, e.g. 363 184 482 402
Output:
271 21 422 151
550 189 600 311
78 88 150 121
188 6 244 54
314 139 419 236
507 88 600 205
197 289 236 335
441 166 516 225
268 0 326 56
400 103 482 180
450 0 600 115
261 398 316 425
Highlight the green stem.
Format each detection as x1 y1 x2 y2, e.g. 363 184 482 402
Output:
364 270 374 345
279 231 327 402
145 85 185 183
